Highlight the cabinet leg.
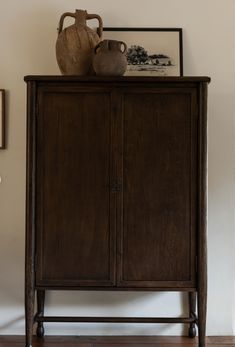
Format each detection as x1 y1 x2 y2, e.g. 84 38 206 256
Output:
25 280 35 347
198 288 207 347
36 290 45 337
188 292 197 338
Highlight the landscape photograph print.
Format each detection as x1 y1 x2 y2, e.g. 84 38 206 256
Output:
103 28 183 76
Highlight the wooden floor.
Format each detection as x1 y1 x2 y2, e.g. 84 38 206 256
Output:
0 336 235 347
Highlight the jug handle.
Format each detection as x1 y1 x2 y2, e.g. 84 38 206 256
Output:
57 12 76 34
94 42 101 54
120 41 127 53
86 13 103 39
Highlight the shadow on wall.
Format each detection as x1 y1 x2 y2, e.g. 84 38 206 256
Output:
0 315 24 331
41 291 189 335
0 293 189 334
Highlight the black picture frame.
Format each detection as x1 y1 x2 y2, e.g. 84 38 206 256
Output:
103 27 183 76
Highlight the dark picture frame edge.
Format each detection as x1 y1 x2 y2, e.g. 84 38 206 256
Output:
103 27 183 76
0 89 5 149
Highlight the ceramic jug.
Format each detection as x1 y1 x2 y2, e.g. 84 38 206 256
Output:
56 9 103 75
92 39 127 76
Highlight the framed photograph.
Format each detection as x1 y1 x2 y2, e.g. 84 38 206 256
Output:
0 89 5 149
103 28 183 76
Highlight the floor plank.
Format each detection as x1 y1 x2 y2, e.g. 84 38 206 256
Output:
207 336 235 344
0 336 235 347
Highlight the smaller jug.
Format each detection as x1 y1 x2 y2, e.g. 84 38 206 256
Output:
93 40 127 76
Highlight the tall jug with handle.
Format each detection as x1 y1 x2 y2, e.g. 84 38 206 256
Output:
56 9 103 75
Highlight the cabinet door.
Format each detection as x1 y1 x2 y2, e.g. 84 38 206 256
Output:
117 88 197 288
36 87 115 287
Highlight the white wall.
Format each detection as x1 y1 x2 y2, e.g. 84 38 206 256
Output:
0 0 235 336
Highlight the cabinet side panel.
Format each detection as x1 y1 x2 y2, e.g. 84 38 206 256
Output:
119 90 197 287
36 90 114 286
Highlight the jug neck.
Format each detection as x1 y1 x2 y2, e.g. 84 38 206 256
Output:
109 40 121 50
75 9 87 26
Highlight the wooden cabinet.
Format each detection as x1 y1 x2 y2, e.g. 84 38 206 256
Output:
25 76 210 347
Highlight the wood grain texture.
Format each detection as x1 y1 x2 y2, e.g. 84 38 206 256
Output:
25 80 37 347
0 336 233 347
24 75 211 83
197 82 208 347
118 90 197 288
36 90 115 287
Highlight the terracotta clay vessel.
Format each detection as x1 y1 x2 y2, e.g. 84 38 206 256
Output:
93 39 127 76
56 9 103 75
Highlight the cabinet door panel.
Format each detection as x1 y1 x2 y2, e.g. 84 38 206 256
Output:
36 90 115 286
118 90 197 288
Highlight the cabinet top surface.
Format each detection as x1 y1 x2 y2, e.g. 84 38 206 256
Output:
24 75 210 83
